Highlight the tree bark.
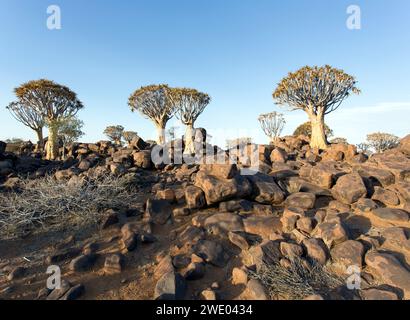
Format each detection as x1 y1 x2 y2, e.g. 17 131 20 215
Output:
35 128 44 152
309 113 328 149
46 125 59 160
184 123 195 155
155 122 166 145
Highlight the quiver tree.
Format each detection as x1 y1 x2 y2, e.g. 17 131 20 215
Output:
258 112 286 143
273 65 360 149
6 101 45 152
122 131 139 146
174 88 211 154
104 125 124 145
12 79 83 160
128 84 179 144
366 132 399 153
293 121 333 139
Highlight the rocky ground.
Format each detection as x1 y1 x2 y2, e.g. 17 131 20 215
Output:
0 134 409 300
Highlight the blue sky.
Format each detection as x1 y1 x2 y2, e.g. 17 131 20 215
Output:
0 0 409 146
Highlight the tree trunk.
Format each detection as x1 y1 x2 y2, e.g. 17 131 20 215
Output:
46 125 59 160
35 128 44 152
155 122 166 145
184 123 195 155
309 114 328 149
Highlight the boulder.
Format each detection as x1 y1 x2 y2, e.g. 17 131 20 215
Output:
302 238 329 265
104 254 124 275
246 279 269 300
243 216 282 239
185 186 206 209
330 240 365 270
145 199 172 225
204 212 244 233
193 240 228 268
199 164 238 179
371 186 400 206
399 134 410 156
313 221 349 248
133 150 152 169
369 208 409 224
285 192 316 209
365 250 410 299
194 171 252 205
331 173 367 204
247 173 285 205
154 272 186 300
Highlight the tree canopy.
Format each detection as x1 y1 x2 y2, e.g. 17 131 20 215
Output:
174 88 211 125
272 65 360 116
104 125 124 145
258 111 286 142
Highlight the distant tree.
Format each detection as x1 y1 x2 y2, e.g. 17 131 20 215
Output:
128 84 179 144
366 132 399 153
167 126 179 141
122 131 139 146
6 101 45 151
104 125 124 145
52 115 84 158
293 121 333 139
258 112 286 143
174 88 211 154
273 65 360 149
11 79 83 160
330 137 348 144
5 138 25 144
226 137 252 149
357 142 372 155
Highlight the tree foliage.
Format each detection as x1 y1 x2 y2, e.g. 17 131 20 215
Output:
128 84 179 127
272 65 360 115
6 101 45 136
14 79 83 120
122 131 139 144
174 88 211 125
366 132 400 153
293 121 333 138
104 125 124 145
55 115 84 146
258 112 286 142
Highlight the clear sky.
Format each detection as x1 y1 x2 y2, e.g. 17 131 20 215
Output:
1 0 409 146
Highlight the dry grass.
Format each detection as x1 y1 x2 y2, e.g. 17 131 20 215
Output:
0 173 138 239
249 257 344 300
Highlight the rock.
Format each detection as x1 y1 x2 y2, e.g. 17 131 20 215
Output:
303 294 325 300
193 240 227 268
199 164 238 179
355 198 378 212
46 248 82 264
301 162 344 189
280 207 305 233
69 254 97 272
145 199 172 225
99 209 119 229
370 152 410 182
365 250 410 299
204 212 244 233
7 266 26 281
172 255 191 269
195 171 252 205
313 221 349 248
200 289 217 300
46 280 72 300
354 164 396 187
228 231 250 251
280 242 303 259
155 255 175 278
371 187 400 206
232 267 248 285
129 135 149 150
246 279 269 300
121 223 139 252
182 262 206 280
219 199 253 212
243 216 282 239
360 288 399 300
154 272 186 300
302 238 329 265
133 151 152 169
370 208 409 223
246 240 282 270
270 148 287 163
185 186 206 209
104 254 124 275
330 240 365 270
156 189 176 203
296 217 315 234
173 207 191 217
399 134 410 156
247 173 285 205
60 284 85 300
285 192 316 209
331 173 367 204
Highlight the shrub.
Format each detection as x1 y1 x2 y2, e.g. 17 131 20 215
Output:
0 173 137 239
248 258 343 300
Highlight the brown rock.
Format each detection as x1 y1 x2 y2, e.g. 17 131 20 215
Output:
302 238 329 265
330 240 365 270
371 186 400 206
332 173 367 204
285 192 316 209
185 186 206 209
